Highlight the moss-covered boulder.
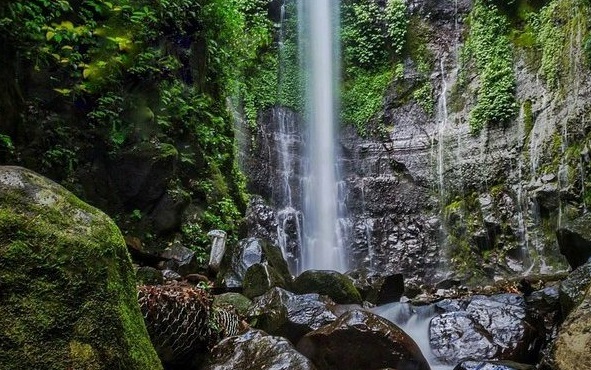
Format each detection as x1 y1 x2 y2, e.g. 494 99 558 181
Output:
293 270 362 304
0 166 162 370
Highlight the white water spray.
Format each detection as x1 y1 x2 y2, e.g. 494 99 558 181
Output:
299 0 346 272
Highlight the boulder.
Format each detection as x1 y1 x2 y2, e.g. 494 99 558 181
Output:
213 293 252 317
0 166 162 369
222 238 292 289
203 329 317 370
243 263 289 299
559 261 591 315
453 360 534 370
161 244 200 276
430 311 497 364
556 213 591 269
296 310 430 370
136 266 164 285
247 287 337 344
293 270 362 304
553 283 591 370
429 294 539 364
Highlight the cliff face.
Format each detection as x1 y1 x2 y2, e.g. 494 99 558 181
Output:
244 0 591 283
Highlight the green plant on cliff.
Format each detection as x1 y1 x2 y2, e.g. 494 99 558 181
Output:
341 0 408 134
532 0 590 90
461 0 518 133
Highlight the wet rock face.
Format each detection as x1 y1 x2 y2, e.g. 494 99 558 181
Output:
247 287 337 344
203 329 317 370
557 213 591 269
429 294 539 364
296 310 430 370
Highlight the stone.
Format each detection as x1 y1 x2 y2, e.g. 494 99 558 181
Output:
297 310 430 370
453 360 535 370
0 166 162 369
161 244 199 276
429 294 539 364
222 237 292 289
203 329 317 370
213 293 252 317
557 213 591 269
162 269 182 282
242 263 289 299
347 268 404 304
136 266 164 285
247 287 337 344
553 283 591 370
208 229 227 273
559 261 591 316
293 270 362 304
430 311 497 364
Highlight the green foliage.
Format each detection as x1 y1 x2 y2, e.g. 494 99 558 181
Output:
341 0 408 72
531 0 590 89
0 0 255 258
341 66 398 135
462 0 518 133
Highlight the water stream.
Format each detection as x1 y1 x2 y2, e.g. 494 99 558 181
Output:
298 0 347 272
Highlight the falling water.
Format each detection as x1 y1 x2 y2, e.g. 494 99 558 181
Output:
298 0 346 272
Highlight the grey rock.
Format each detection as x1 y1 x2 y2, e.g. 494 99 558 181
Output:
557 213 591 269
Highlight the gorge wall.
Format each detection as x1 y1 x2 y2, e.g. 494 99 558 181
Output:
244 0 591 284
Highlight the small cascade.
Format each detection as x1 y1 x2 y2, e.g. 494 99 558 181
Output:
435 56 450 202
372 303 453 370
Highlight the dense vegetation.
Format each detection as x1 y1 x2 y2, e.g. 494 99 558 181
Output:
0 0 273 259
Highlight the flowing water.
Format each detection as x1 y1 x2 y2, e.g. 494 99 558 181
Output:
372 303 453 370
298 0 347 272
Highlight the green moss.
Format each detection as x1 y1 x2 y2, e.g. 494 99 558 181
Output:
523 100 534 134
0 167 162 370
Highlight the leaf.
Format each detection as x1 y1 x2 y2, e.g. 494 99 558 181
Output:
53 88 72 95
46 31 55 40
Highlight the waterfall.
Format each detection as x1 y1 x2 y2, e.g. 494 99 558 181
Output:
298 0 347 273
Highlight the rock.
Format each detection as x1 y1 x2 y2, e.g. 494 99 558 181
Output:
222 237 292 289
149 189 189 234
110 142 178 211
430 311 498 364
247 287 337 344
557 213 591 269
242 263 289 299
136 266 164 285
559 261 591 316
429 294 539 364
161 244 200 276
293 270 362 304
297 310 430 370
347 268 404 304
553 283 591 370
0 166 162 369
203 329 317 370
453 360 535 370
213 293 252 317
376 273 405 305
162 269 182 282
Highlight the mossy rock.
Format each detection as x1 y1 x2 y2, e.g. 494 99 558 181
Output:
0 166 162 370
293 270 362 304
213 293 252 317
243 263 289 299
